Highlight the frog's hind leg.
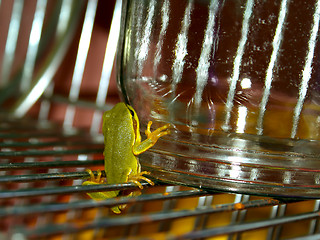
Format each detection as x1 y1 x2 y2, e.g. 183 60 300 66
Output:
128 171 154 189
83 169 119 199
82 169 122 213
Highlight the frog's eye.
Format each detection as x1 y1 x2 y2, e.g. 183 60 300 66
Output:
128 108 135 118
127 107 136 126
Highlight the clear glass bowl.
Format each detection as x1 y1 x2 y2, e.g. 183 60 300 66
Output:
117 0 320 198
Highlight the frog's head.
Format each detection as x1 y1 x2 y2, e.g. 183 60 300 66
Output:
104 102 140 135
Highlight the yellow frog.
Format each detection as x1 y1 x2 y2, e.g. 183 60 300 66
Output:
83 102 170 213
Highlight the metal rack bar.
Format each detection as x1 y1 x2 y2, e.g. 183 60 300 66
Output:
0 181 149 199
287 233 320 240
0 159 103 170
309 199 320 234
63 0 98 128
1 0 23 86
177 211 320 240
0 148 102 157
16 198 286 239
0 171 88 183
0 189 207 217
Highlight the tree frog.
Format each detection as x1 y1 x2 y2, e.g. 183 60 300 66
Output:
83 102 170 213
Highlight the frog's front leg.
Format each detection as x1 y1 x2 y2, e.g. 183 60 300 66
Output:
133 121 170 155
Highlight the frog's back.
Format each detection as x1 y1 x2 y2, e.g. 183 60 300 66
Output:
102 103 139 184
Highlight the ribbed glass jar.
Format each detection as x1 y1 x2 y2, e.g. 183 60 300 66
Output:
117 0 320 198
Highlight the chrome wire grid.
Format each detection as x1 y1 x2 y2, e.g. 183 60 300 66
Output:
0 0 320 239
1 117 320 240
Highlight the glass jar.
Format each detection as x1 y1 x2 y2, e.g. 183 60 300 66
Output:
117 0 320 198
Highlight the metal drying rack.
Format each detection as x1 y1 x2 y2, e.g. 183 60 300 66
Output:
0 0 319 239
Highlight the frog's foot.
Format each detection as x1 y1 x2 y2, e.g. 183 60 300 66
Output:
133 122 171 155
82 170 122 214
128 171 154 189
82 183 122 214
145 121 171 144
83 169 105 184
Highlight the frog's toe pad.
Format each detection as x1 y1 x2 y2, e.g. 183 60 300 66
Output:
128 171 154 189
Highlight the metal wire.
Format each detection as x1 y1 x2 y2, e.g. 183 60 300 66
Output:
0 119 319 239
25 201 289 239
0 189 207 217
175 211 320 240
1 114 317 239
